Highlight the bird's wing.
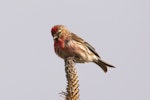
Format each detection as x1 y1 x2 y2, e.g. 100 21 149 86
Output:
71 33 100 57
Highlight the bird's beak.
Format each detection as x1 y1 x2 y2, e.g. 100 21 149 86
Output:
53 35 58 40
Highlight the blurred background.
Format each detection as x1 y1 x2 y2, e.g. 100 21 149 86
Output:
0 0 150 100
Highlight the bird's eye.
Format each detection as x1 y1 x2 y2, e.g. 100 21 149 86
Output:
57 32 61 34
57 30 61 35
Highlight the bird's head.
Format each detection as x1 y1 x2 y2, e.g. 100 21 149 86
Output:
51 25 70 41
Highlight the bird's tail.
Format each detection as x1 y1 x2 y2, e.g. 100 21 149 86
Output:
94 59 115 73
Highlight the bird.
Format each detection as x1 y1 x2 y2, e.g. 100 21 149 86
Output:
51 25 115 72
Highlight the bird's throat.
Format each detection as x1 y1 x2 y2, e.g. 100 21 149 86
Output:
54 39 65 49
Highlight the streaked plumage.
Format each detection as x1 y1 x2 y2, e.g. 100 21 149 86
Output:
51 25 115 72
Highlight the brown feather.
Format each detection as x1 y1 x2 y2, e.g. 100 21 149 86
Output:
71 33 100 57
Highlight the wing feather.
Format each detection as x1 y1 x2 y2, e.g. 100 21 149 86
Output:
71 33 100 57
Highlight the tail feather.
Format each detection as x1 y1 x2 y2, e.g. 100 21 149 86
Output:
94 59 115 73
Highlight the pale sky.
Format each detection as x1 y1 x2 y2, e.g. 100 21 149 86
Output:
0 0 150 100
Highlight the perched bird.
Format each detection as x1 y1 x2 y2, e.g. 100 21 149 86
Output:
51 25 115 72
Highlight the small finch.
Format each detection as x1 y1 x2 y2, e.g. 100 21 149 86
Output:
51 25 115 72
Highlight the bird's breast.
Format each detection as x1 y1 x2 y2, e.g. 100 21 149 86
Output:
54 39 96 62
54 39 64 49
54 39 74 58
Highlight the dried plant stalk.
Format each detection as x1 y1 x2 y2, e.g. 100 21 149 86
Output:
65 57 80 100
